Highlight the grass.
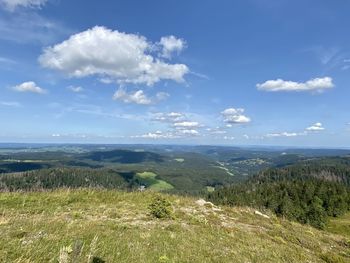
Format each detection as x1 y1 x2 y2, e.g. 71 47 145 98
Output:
136 171 174 191
174 158 185 162
0 189 349 262
326 212 350 239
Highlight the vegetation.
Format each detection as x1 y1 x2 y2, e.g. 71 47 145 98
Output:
0 149 239 192
1 189 349 262
82 149 164 164
0 168 130 191
148 196 173 219
326 212 350 238
208 163 350 229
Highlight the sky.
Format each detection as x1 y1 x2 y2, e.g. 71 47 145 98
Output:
0 0 349 147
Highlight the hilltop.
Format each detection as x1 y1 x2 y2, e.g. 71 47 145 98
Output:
1 189 349 262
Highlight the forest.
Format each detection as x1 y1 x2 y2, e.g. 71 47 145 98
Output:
208 160 350 229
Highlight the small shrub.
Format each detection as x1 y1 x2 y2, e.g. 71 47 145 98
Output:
148 196 173 219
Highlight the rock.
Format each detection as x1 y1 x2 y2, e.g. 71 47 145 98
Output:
254 210 270 219
195 199 214 207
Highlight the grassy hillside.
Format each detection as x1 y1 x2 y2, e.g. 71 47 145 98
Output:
1 189 349 262
327 212 350 239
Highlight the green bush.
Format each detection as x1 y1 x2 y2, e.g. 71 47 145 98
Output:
148 196 173 219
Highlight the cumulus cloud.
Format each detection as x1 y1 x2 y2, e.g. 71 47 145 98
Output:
113 88 168 105
0 0 47 11
306 122 325 131
11 81 47 94
221 108 251 124
39 26 189 86
67 86 83 93
257 77 334 92
159 35 186 59
113 89 151 105
149 111 203 138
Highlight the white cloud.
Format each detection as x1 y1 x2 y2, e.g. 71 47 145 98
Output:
159 35 186 59
264 123 325 139
0 0 47 11
150 111 202 138
155 92 170 101
306 122 325 131
39 26 189 86
135 128 199 139
113 88 168 105
113 89 151 105
137 131 167 139
266 132 300 138
305 46 339 65
133 130 178 139
0 12 71 45
152 112 185 123
0 101 21 107
173 121 201 129
257 77 334 92
11 81 47 94
67 86 83 93
179 129 199 135
206 127 227 135
99 77 114 84
221 108 251 124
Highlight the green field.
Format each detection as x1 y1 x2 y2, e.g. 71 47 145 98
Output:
136 171 174 191
0 189 349 262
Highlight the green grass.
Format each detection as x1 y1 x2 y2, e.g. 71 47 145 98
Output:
136 172 174 191
0 189 349 262
174 158 185 162
326 212 350 239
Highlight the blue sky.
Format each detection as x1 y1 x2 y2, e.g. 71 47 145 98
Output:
0 0 349 147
